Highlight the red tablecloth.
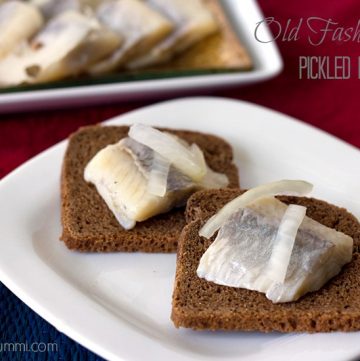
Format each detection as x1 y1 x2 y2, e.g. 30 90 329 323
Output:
0 0 359 179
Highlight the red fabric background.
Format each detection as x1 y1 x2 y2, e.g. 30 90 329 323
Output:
0 0 359 179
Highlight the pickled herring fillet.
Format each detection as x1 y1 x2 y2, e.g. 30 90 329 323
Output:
30 0 102 19
128 0 219 69
0 11 121 86
84 134 229 230
84 137 198 229
197 197 353 303
0 1 43 59
89 0 173 74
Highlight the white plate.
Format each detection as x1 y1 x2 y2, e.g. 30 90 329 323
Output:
0 97 359 361
0 0 282 113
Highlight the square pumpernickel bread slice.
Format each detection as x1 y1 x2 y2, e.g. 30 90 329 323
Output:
172 188 360 332
61 125 239 253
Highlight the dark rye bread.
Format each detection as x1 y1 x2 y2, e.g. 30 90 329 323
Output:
172 188 360 332
60 125 239 253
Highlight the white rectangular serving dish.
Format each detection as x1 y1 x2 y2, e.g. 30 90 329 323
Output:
0 0 282 113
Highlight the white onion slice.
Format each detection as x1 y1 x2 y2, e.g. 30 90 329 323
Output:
200 167 229 189
266 204 306 283
189 143 228 189
147 152 171 197
128 124 206 181
190 143 207 172
199 180 313 238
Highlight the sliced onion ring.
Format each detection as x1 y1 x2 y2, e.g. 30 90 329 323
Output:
189 143 228 189
147 152 171 197
129 124 206 181
199 167 229 189
199 180 313 238
189 143 207 172
266 204 306 283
